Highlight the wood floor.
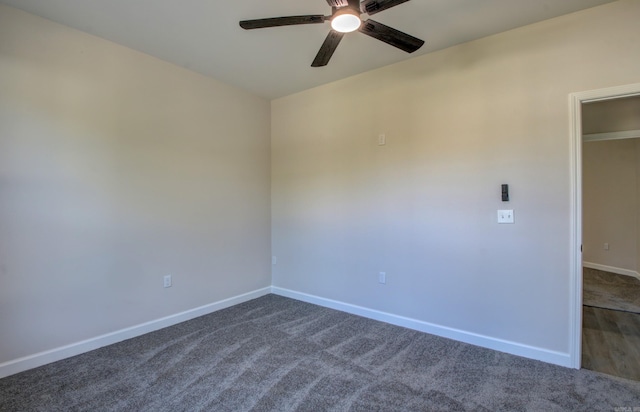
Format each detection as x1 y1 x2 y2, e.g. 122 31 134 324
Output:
582 305 640 381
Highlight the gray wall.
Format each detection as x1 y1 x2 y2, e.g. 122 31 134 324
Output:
0 5 271 364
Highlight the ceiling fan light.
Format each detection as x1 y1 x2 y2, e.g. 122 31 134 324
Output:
331 9 361 33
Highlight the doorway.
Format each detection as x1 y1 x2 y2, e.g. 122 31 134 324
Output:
569 83 640 373
580 97 640 380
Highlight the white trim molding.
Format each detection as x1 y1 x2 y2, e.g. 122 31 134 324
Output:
583 129 640 142
272 287 572 368
569 82 640 370
0 287 271 379
583 261 640 281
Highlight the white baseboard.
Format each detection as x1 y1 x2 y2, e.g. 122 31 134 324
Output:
0 287 271 379
583 262 640 280
2 285 573 379
272 287 572 368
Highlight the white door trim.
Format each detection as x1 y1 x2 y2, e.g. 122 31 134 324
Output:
568 82 640 369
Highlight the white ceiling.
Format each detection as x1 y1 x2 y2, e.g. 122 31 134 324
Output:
0 0 617 99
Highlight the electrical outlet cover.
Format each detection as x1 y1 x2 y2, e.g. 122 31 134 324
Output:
497 210 514 224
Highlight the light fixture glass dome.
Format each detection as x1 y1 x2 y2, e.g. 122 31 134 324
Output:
331 9 361 33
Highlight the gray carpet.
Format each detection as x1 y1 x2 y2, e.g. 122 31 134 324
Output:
1 294 639 411
583 267 640 314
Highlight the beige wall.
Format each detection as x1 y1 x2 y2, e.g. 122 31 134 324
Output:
272 0 640 356
583 139 638 272
583 96 640 134
637 141 640 268
0 5 271 364
3 0 640 371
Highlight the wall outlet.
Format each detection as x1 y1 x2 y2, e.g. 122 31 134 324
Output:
163 275 172 288
604 243 609 251
272 256 277 265
378 133 386 146
379 272 386 284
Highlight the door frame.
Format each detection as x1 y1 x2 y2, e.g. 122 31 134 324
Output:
569 82 640 369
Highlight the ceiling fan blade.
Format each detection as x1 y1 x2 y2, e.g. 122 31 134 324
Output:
240 15 325 30
311 30 345 67
358 19 424 53
361 0 410 15
326 0 349 7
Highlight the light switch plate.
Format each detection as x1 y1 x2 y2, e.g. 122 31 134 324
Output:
497 210 514 224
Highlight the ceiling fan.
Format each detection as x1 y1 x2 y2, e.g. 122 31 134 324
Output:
239 0 424 67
